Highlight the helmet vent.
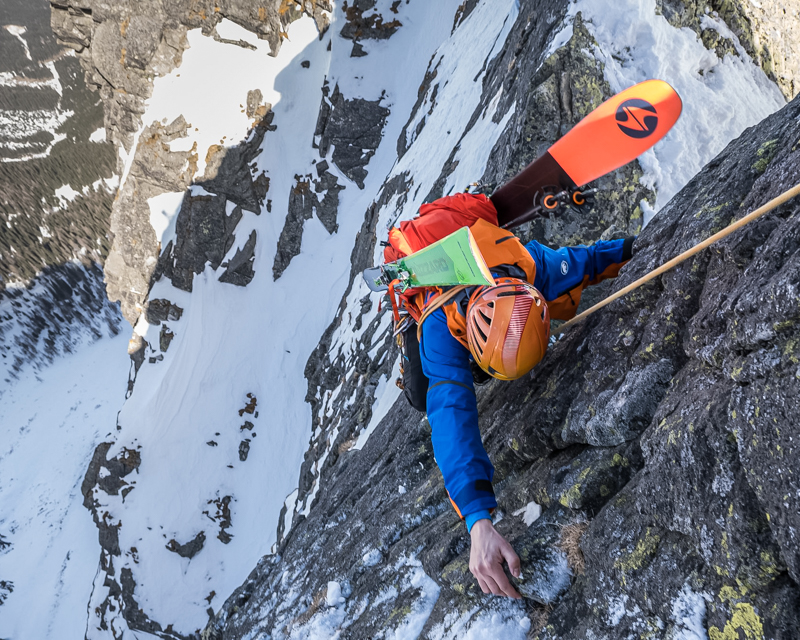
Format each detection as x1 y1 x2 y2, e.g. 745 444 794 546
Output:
478 310 492 325
473 318 488 343
502 295 533 367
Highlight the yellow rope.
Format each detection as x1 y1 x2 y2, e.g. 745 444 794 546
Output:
553 181 800 337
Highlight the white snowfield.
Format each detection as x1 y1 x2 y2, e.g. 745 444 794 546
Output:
0 1 786 638
0 331 131 638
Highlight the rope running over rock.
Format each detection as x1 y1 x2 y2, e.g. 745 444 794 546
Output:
553 181 800 337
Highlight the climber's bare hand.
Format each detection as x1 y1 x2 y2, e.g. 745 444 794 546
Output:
469 519 521 598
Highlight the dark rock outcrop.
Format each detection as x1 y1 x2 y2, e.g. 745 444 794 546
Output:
167 532 207 559
339 0 403 57
316 84 390 188
272 83 386 279
206 55 800 640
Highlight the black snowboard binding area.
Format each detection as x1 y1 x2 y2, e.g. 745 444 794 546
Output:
502 185 597 228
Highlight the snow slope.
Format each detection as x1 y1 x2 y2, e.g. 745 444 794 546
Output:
0 330 130 638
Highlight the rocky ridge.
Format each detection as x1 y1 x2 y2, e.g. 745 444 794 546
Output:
206 79 800 640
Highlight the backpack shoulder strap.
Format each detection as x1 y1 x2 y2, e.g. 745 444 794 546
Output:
416 286 467 342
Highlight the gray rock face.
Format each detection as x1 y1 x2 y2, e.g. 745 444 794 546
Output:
105 115 197 318
48 0 332 323
559 358 674 447
207 90 800 640
0 0 116 287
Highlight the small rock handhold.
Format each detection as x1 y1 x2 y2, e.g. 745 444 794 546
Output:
509 506 578 604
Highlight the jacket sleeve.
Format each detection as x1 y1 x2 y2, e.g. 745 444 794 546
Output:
419 307 497 519
525 237 634 319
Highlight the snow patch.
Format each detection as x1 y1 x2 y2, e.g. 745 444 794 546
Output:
88 174 120 195
670 583 710 640
147 191 186 247
607 595 628 626
326 581 345 607
4 25 31 60
362 548 382 567
429 601 529 640
512 501 542 526
575 0 785 217
547 19 575 58
54 184 81 207
383 555 441 640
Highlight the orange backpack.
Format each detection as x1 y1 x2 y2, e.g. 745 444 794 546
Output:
384 193 536 344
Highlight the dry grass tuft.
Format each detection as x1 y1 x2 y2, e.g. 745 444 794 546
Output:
528 604 551 639
559 521 590 575
338 437 357 454
291 587 328 627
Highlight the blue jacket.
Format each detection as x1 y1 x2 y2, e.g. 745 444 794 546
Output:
420 237 631 527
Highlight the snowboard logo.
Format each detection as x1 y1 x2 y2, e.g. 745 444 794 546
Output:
615 99 658 139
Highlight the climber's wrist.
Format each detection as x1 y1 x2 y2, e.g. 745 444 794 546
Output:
465 510 492 533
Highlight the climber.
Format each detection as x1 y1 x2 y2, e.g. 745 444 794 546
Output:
386 191 633 598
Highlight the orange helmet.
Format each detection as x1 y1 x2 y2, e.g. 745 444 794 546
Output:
466 278 550 380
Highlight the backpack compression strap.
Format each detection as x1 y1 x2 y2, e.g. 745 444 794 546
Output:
416 285 468 342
